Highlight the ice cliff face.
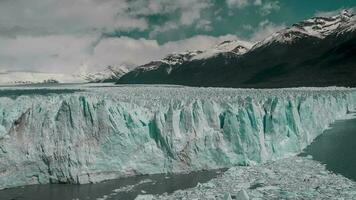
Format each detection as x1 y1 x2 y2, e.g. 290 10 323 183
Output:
0 86 355 189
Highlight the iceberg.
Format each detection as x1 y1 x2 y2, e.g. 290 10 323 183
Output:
0 85 355 189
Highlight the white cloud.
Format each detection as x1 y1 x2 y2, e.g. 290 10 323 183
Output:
196 20 213 31
0 0 149 36
314 7 355 17
226 0 249 8
146 0 213 36
0 0 213 37
0 34 97 73
249 20 285 42
314 9 342 17
242 24 254 31
260 1 280 16
176 0 213 26
226 0 280 16
254 0 262 6
149 22 180 38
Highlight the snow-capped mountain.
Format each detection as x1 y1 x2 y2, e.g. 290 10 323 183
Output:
254 10 355 48
161 51 202 66
0 71 85 85
162 40 252 65
134 39 253 74
192 40 253 60
136 50 203 73
118 10 356 88
80 66 129 83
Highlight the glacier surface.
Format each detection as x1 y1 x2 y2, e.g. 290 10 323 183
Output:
0 85 355 189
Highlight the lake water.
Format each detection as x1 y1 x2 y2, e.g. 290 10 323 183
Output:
300 114 356 181
0 169 224 200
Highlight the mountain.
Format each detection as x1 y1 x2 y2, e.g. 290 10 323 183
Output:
126 40 252 77
118 10 356 88
0 71 85 85
80 66 129 83
118 40 252 85
254 10 354 48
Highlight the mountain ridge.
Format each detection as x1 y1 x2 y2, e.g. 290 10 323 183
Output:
117 10 356 88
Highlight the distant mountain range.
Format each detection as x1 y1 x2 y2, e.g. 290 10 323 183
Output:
0 71 85 85
117 10 356 88
0 66 128 85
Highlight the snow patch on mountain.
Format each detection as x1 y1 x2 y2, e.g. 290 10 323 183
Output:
192 40 253 60
160 51 202 66
135 40 252 73
80 66 129 83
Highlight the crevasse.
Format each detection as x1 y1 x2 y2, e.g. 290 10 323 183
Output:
0 87 355 189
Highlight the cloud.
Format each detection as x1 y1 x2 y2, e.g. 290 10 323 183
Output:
196 20 213 31
249 20 285 42
149 0 213 33
0 0 213 38
0 0 150 37
149 22 180 38
226 0 280 16
177 0 213 26
254 0 262 6
314 7 355 17
0 34 238 74
260 1 280 16
0 34 97 73
225 0 265 8
226 0 249 8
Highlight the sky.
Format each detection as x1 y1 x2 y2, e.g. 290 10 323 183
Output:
0 0 355 74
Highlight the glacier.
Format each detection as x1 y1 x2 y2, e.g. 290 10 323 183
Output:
0 85 355 189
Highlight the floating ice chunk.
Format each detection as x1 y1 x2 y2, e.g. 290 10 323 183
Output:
154 156 356 199
204 182 216 189
236 189 249 200
96 195 109 200
223 193 233 200
135 194 155 200
0 125 6 139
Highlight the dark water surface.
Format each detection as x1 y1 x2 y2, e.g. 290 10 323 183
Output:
0 169 224 200
300 114 356 181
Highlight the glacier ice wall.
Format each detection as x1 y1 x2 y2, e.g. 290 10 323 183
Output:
0 86 355 189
